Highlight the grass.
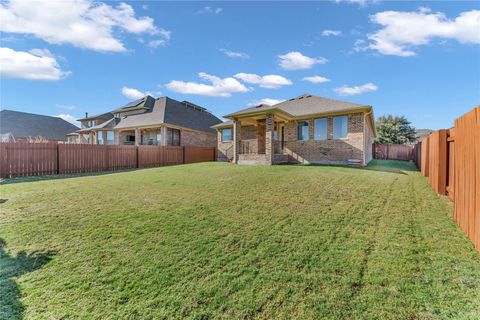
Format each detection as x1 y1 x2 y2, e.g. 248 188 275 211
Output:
0 160 479 319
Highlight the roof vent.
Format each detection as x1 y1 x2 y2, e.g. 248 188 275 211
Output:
181 100 206 112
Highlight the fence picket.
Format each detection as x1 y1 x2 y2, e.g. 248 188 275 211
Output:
0 143 215 179
414 106 479 251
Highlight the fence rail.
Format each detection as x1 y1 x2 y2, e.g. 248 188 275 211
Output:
414 106 479 251
0 143 216 178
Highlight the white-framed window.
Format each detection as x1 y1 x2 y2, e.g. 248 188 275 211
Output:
297 121 309 141
333 116 348 139
314 118 328 140
106 131 114 144
221 128 232 142
97 132 103 144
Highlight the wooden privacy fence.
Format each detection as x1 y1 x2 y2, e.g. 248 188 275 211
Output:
415 106 479 251
373 143 415 161
0 142 216 178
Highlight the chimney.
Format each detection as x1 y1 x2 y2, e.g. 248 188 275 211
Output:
85 112 88 118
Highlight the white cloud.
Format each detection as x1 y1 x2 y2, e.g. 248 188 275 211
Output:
166 72 249 97
364 9 480 57
0 0 169 52
0 47 70 80
121 87 150 100
197 6 222 14
335 83 378 96
302 76 331 83
148 39 168 48
55 114 80 125
55 104 76 110
219 48 249 59
247 98 285 106
278 51 327 70
321 30 342 36
233 73 292 89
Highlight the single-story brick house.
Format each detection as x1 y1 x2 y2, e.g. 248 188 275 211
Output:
212 94 376 166
72 96 222 147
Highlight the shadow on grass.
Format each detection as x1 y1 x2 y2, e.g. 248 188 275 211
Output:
285 159 418 175
362 160 418 175
0 169 137 185
0 239 56 320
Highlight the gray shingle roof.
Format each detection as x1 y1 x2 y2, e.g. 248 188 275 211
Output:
76 118 117 133
0 110 80 141
77 111 113 121
225 94 370 118
111 96 156 113
113 97 222 133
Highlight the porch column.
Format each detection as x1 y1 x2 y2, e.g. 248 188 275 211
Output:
233 119 240 164
265 114 274 164
102 131 107 145
78 134 83 144
161 126 168 146
89 132 94 145
135 128 141 146
114 131 120 145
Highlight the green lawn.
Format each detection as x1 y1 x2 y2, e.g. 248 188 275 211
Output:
1 160 479 319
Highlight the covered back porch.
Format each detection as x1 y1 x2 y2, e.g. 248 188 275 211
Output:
232 113 289 165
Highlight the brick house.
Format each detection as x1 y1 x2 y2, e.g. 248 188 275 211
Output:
212 94 376 166
73 96 222 147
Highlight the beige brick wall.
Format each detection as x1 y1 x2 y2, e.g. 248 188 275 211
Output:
215 112 374 165
283 112 366 165
181 129 216 147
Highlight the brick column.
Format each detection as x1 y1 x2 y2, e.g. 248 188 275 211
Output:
89 132 94 145
102 131 107 145
327 118 333 140
135 128 141 146
114 131 120 145
78 134 83 144
233 119 240 164
265 114 274 164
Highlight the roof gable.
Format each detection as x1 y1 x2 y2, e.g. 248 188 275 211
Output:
225 94 370 118
112 97 222 133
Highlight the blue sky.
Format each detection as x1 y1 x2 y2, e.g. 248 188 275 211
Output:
1 0 479 129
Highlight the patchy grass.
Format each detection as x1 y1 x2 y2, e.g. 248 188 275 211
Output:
0 160 479 319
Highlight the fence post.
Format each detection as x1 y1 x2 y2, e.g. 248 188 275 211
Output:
56 143 60 174
136 146 139 168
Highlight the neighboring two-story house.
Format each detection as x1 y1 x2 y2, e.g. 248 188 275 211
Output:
71 96 222 147
212 94 376 166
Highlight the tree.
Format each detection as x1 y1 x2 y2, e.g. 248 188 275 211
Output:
375 115 416 144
